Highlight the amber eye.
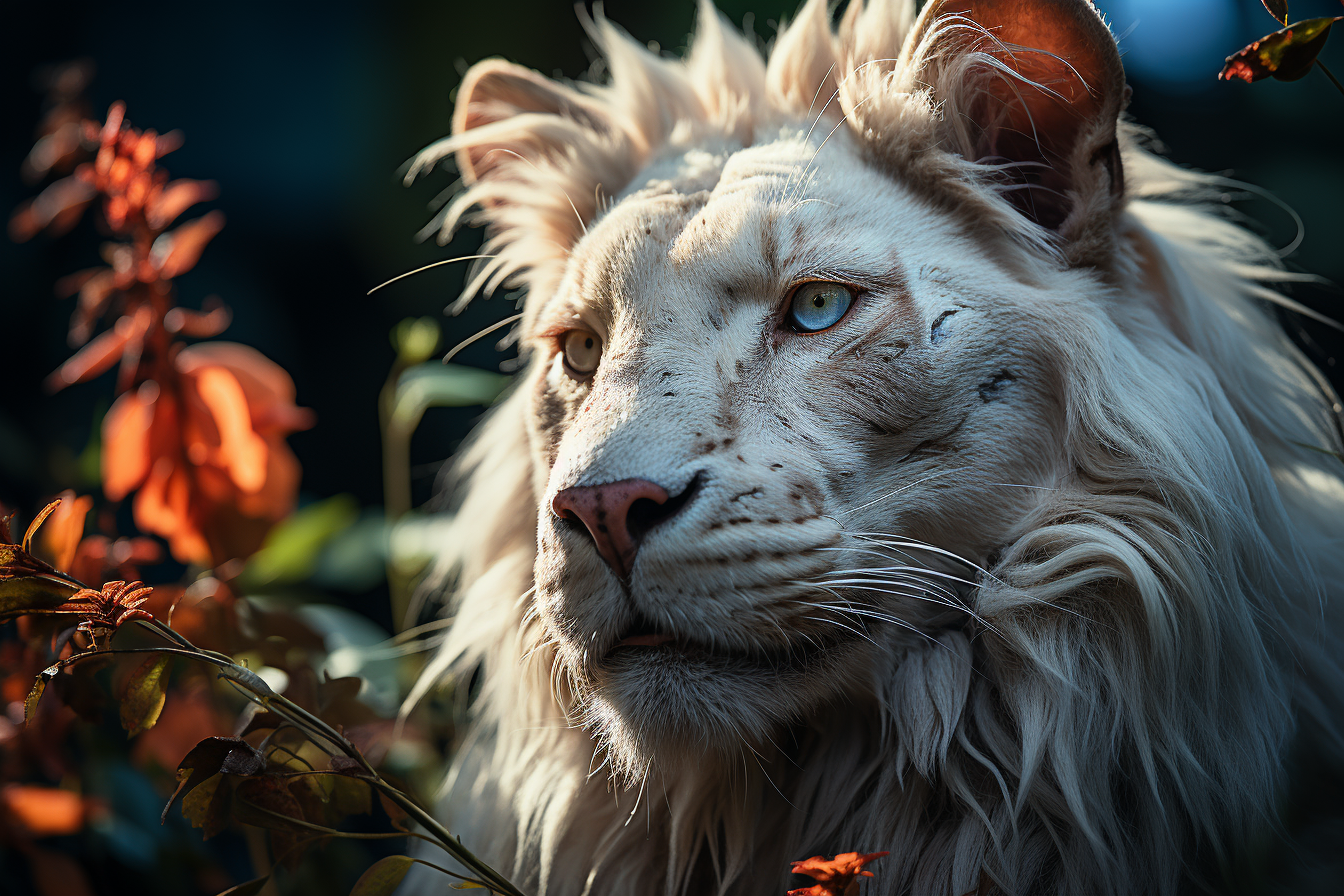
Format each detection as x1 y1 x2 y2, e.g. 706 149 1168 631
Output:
786 281 856 333
561 329 602 375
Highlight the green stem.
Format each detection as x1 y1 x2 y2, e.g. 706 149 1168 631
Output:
1317 61 1344 98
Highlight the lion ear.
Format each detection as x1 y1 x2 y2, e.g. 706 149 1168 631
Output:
902 0 1128 237
450 59 617 188
407 59 639 309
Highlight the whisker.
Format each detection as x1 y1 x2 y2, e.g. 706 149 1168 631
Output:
839 467 972 516
442 312 525 365
366 254 499 295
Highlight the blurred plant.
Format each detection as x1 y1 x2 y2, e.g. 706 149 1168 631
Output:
11 94 314 567
381 316 507 631
2 503 527 896
6 76 513 896
1220 0 1344 95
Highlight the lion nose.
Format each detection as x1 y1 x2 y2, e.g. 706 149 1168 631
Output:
551 477 692 578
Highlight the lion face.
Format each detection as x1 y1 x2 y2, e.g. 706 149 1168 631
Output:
523 131 1066 775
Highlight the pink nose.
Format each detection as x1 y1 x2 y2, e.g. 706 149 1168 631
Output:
551 478 673 579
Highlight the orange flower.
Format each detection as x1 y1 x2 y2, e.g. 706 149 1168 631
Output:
102 342 314 566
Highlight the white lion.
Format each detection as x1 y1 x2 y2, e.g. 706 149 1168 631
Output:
402 1 1344 893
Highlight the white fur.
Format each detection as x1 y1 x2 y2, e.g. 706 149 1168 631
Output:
403 2 1344 894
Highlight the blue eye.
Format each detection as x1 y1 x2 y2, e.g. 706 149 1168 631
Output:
787 282 855 333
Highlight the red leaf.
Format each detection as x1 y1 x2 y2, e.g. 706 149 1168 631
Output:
1261 0 1288 26
154 210 225 279
1220 17 1343 83
8 177 96 242
788 852 889 896
146 178 219 230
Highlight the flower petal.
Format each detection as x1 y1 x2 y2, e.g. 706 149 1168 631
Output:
193 367 268 494
102 381 158 500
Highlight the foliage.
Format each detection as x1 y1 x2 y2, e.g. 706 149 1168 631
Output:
787 852 888 896
3 61 891 896
1220 0 1344 94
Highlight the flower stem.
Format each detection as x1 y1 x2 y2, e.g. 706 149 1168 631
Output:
1318 61 1344 98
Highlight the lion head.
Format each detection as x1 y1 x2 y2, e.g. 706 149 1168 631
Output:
404 2 1344 894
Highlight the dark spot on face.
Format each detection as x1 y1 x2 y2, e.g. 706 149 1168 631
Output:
708 310 724 331
930 309 958 345
725 285 735 298
664 391 676 397
708 521 724 531
766 517 780 524
978 371 1016 402
697 441 716 455
736 454 745 462
597 523 608 534
770 463 784 470
645 226 651 235
728 517 752 525
722 437 734 448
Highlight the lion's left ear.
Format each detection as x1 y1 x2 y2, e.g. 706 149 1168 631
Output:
900 0 1128 244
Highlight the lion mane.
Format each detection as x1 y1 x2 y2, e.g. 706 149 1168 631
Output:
401 1 1344 894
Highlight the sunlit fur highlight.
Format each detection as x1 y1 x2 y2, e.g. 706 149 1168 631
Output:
403 1 1344 893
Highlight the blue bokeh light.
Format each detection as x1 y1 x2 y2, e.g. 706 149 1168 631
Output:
1098 0 1241 92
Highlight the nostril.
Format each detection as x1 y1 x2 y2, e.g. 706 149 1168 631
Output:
626 474 700 541
550 473 702 578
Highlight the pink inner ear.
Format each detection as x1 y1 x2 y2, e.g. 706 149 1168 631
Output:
933 0 1124 230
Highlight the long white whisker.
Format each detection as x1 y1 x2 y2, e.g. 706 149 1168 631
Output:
442 312 525 365
366 254 498 295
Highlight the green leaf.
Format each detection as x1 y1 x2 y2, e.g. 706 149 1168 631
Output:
162 736 265 825
180 772 232 839
0 544 80 622
215 877 270 896
242 494 360 587
119 654 171 736
24 668 55 725
1220 17 1343 83
350 855 416 896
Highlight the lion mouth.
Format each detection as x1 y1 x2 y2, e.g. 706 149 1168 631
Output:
607 613 676 655
600 610 855 670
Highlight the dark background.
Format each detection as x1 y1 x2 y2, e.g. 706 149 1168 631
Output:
2 0 1342 526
